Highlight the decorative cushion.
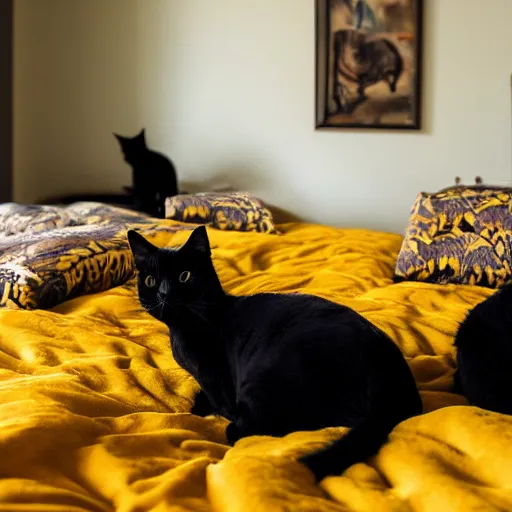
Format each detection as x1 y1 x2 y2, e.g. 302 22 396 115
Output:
0 202 189 310
164 192 280 234
0 223 133 309
0 203 79 238
0 202 154 239
66 202 155 226
395 186 512 288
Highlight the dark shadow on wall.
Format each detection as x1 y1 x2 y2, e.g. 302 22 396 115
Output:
180 164 266 194
180 163 304 224
0 0 13 202
40 159 305 225
265 204 303 224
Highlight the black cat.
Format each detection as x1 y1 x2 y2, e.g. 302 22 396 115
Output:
127 226 422 481
454 284 512 415
114 129 178 217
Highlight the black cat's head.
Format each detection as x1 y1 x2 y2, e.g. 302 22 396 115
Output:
114 129 147 164
127 226 224 322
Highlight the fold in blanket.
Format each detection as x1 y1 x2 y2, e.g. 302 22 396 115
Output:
0 222 508 511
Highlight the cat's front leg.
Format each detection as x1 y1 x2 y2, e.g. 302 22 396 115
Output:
225 395 279 445
226 420 249 445
191 389 216 417
225 410 259 445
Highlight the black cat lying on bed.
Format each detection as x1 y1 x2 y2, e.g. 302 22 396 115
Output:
454 284 512 415
127 227 422 481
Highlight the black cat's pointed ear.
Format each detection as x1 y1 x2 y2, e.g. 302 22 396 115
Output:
183 226 211 255
127 230 157 269
137 129 146 144
113 133 125 146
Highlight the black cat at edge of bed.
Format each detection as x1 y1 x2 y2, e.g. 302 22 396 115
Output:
454 283 512 415
127 226 422 481
114 129 178 217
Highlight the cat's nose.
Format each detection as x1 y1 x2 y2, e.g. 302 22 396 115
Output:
159 282 170 296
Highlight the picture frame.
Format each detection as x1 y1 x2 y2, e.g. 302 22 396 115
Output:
315 0 423 130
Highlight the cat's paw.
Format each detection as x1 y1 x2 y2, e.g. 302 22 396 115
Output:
190 390 215 417
298 452 329 482
225 422 241 446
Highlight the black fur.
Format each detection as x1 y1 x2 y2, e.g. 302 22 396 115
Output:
127 226 422 481
454 284 512 415
114 129 178 217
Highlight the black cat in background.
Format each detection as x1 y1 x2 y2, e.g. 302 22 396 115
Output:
114 129 178 217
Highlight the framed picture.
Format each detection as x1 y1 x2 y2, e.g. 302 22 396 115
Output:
315 0 423 130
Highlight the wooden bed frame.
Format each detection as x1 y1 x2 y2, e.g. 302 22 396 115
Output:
0 0 13 203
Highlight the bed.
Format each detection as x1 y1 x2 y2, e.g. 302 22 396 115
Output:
0 201 510 512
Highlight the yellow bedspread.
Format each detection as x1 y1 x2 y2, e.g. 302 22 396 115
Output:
0 222 510 512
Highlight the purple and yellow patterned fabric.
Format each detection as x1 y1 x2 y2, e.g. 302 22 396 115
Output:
0 201 153 238
0 203 79 237
395 187 512 288
0 202 191 310
165 192 279 234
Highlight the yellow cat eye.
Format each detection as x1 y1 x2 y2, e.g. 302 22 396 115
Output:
179 271 191 283
145 275 156 288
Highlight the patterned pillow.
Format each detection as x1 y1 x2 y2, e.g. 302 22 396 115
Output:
66 202 155 226
0 223 132 309
0 202 154 239
164 192 280 234
0 221 190 310
394 186 512 288
0 202 192 310
0 203 79 238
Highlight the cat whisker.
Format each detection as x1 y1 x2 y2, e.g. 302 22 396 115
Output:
140 299 166 314
159 299 167 318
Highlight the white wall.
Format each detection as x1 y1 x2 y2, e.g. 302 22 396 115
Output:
14 0 512 233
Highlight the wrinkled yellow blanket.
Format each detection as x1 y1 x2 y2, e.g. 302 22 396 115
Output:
0 222 510 512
